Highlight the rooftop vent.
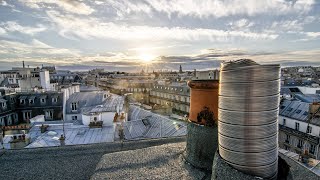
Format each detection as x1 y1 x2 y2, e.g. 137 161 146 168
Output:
218 59 280 179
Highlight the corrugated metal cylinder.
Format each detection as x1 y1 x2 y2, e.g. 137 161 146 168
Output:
218 59 280 179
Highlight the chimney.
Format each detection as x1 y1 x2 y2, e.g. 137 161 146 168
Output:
22 61 25 68
184 80 219 170
216 59 280 179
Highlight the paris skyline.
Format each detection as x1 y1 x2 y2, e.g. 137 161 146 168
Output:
0 0 320 71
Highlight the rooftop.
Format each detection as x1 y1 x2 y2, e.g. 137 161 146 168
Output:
0 137 185 180
1 137 318 180
279 99 320 126
3 123 115 149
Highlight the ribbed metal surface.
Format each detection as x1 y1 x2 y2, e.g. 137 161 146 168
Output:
218 121 277 139
219 80 280 97
219 145 278 166
220 64 280 83
218 133 277 152
218 59 280 179
219 108 279 125
219 95 280 111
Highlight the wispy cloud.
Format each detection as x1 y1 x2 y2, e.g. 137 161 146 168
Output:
0 27 6 35
18 0 94 15
305 32 320 38
0 39 79 57
1 0 15 8
1 21 47 35
105 0 315 18
46 10 278 41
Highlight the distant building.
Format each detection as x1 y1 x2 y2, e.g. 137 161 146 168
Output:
0 91 18 126
15 92 63 122
193 69 219 80
0 90 63 126
0 70 19 88
65 91 124 126
278 99 320 159
149 82 190 114
50 70 81 85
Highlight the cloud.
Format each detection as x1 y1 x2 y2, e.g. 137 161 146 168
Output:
2 48 320 72
1 21 47 35
305 32 320 38
0 27 6 35
106 0 315 18
228 18 255 31
270 20 305 32
46 10 278 42
18 0 94 15
1 0 15 8
0 39 79 57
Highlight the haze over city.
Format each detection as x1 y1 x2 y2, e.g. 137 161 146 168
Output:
0 0 320 71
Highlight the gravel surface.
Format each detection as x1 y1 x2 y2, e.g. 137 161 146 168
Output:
92 142 211 180
0 137 186 180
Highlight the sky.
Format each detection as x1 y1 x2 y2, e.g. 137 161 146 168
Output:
0 0 320 72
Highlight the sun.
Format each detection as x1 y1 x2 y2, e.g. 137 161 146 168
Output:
139 54 155 63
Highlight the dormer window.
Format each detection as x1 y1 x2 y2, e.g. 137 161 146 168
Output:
104 94 107 98
52 97 58 103
20 99 25 104
71 102 78 111
45 110 53 119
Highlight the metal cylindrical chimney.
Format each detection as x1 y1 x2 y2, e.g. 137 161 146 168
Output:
218 59 280 179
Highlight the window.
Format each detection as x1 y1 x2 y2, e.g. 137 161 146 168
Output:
1 102 6 108
23 111 32 121
45 110 53 119
285 134 290 144
287 107 293 112
295 122 300 131
41 98 46 103
71 102 78 111
295 110 302 114
0 117 4 126
303 111 308 116
20 99 25 105
52 97 58 103
297 139 303 148
285 145 290 150
29 99 34 104
10 97 15 103
72 116 78 120
307 126 312 134
104 94 107 98
310 144 316 155
93 117 97 121
283 119 286 126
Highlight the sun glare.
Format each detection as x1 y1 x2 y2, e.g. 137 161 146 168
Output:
139 54 155 63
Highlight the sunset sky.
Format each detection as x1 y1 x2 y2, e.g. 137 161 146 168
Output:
0 0 319 71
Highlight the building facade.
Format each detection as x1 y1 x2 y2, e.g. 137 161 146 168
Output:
0 90 63 126
278 99 320 159
149 82 190 114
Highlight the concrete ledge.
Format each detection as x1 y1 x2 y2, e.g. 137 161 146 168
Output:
185 122 218 170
